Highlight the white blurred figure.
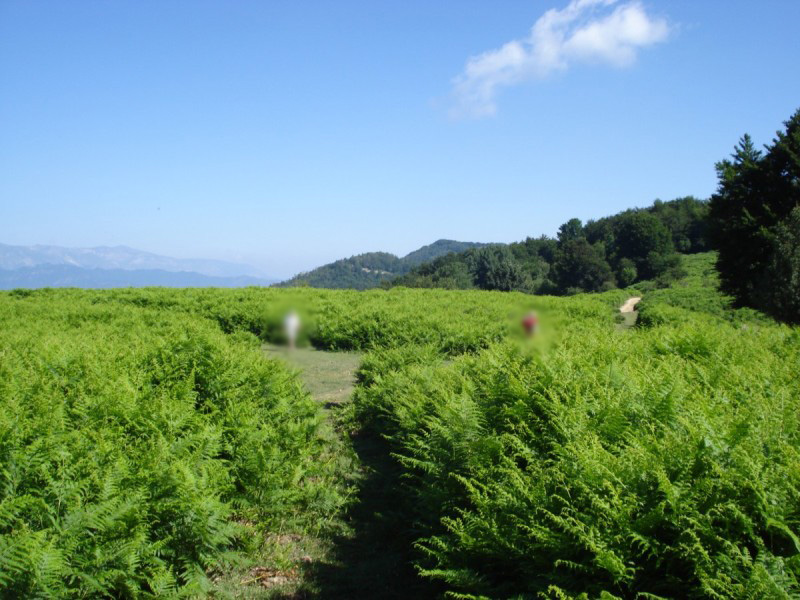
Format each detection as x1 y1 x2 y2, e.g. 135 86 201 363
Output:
284 310 301 350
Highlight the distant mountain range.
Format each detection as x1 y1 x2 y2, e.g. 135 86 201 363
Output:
0 240 489 290
0 265 273 289
0 243 276 289
278 240 488 289
0 243 266 277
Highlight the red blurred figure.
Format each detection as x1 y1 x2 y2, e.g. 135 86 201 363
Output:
522 311 539 337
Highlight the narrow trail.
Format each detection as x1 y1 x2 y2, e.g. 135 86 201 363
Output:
260 343 434 599
263 343 361 406
217 344 366 598
620 296 642 313
618 296 642 329
256 296 644 598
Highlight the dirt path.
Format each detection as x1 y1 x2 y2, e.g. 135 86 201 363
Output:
263 343 361 406
620 296 641 313
618 296 642 329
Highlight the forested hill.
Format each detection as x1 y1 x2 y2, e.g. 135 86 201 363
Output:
401 239 487 267
391 108 800 325
280 198 709 293
278 240 488 289
392 196 710 295
280 108 800 322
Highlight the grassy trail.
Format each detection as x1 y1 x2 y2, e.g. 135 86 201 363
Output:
617 295 641 329
213 345 364 598
255 344 438 599
253 296 639 598
263 344 362 407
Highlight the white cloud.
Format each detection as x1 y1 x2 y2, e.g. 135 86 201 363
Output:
450 0 670 118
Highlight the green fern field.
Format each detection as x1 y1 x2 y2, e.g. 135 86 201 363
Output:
0 292 345 597
1 281 798 598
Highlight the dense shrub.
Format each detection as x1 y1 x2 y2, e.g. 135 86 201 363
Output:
352 307 800 598
2 282 796 598
0 296 339 597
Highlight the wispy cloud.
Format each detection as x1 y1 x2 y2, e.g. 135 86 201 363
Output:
450 0 671 118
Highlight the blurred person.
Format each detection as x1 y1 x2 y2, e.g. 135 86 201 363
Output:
284 310 301 350
522 311 539 337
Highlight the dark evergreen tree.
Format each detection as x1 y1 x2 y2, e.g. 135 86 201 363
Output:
709 108 800 322
709 135 769 303
761 206 800 321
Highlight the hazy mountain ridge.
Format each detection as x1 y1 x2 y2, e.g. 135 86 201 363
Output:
0 243 266 278
0 264 273 289
279 240 489 289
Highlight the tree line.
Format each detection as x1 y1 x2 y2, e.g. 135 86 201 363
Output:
392 196 709 295
279 240 487 290
394 107 800 324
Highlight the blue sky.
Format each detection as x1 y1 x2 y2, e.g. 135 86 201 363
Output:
1 1 798 278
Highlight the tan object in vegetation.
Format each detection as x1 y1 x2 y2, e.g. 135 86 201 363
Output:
620 297 641 313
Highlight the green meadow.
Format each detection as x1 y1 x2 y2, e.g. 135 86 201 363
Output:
1 265 798 598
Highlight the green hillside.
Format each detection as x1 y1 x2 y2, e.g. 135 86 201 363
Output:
401 239 487 267
394 196 709 295
278 239 487 289
635 251 771 326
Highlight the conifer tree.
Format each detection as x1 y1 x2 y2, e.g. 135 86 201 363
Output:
709 109 800 322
